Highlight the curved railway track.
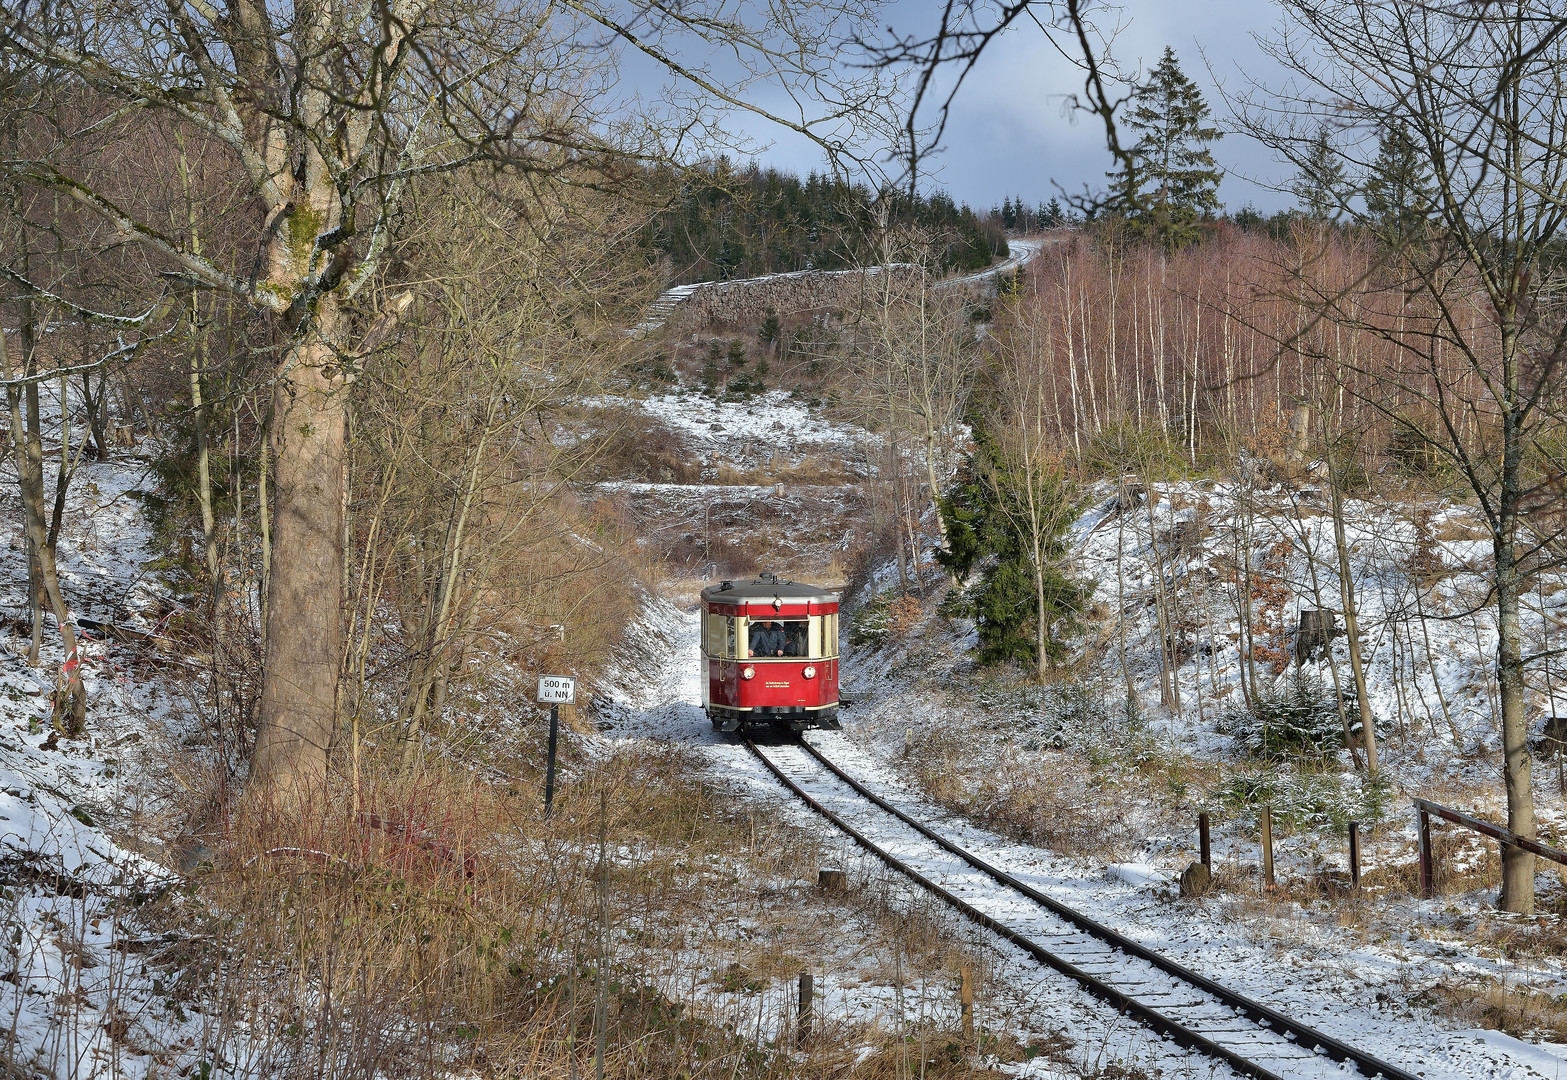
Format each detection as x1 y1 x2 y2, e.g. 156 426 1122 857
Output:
744 734 1418 1080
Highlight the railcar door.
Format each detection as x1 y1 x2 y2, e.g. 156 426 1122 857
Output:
705 611 744 710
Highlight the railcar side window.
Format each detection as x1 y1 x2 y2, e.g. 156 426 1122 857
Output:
705 614 727 657
727 617 738 658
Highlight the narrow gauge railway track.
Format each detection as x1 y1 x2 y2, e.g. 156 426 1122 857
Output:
744 736 1417 1080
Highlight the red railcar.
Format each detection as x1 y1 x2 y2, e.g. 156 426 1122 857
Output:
700 573 840 733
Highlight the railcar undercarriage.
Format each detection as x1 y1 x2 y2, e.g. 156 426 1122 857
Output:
708 706 841 734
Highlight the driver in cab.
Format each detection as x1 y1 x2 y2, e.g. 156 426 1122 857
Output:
749 620 786 657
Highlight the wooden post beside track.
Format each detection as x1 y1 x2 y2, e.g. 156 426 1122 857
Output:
1260 805 1275 888
960 964 973 1042
797 971 813 1047
1348 821 1361 889
1198 811 1211 869
1418 805 1435 900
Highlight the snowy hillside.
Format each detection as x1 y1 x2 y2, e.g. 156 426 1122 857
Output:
1 453 235 1077
1065 476 1567 769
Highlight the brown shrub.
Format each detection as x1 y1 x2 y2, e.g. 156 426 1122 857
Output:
129 736 1000 1078
884 595 924 640
577 409 701 483
1436 980 1567 1042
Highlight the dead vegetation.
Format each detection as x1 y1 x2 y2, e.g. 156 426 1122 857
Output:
62 727 1010 1078
1435 981 1567 1043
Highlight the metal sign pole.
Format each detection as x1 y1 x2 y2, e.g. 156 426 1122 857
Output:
535 675 575 817
544 702 560 816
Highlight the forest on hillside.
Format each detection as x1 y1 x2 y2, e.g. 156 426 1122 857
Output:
640 159 1009 284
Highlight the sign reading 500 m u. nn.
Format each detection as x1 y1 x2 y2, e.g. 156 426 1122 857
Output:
536 675 576 704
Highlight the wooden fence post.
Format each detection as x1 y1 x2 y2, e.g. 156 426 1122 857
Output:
960 964 973 1042
1348 821 1361 889
1260 804 1275 888
1199 811 1211 869
797 971 813 1047
1418 806 1434 900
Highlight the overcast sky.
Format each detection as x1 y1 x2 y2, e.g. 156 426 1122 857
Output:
709 0 1300 215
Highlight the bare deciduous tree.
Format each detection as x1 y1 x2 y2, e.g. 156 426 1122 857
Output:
1242 0 1567 911
0 0 891 797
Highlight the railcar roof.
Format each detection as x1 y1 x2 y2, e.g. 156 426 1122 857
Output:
701 573 838 604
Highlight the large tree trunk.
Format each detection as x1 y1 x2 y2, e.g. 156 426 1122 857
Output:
1497 534 1534 912
251 307 347 798
1497 317 1535 910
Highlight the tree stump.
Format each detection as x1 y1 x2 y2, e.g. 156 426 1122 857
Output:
1295 609 1338 665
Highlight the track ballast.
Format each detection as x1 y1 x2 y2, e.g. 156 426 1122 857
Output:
744 735 1418 1080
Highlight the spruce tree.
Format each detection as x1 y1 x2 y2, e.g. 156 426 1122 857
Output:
758 308 781 348
1293 126 1348 221
1362 124 1433 238
937 418 1085 668
701 342 723 397
1109 47 1224 249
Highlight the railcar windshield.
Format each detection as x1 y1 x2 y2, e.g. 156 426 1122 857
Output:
705 612 838 659
747 619 804 657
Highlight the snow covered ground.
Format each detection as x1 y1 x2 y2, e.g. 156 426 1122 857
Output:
0 452 227 1078
601 596 1567 1077
616 389 877 474
1062 476 1567 764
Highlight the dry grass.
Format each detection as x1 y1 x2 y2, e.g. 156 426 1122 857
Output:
898 720 1198 862
575 408 703 484
713 455 853 488
1435 980 1567 1042
111 732 1003 1078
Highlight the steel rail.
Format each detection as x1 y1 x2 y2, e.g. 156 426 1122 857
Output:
743 737 1285 1080
790 737 1419 1080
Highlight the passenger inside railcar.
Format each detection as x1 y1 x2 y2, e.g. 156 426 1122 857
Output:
783 621 806 657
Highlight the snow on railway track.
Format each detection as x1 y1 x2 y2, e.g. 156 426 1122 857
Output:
745 733 1421 1080
602 598 1567 1078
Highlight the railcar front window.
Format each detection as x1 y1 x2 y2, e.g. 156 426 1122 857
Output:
747 619 806 657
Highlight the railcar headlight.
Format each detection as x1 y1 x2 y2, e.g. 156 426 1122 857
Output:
802 666 817 679
742 666 755 680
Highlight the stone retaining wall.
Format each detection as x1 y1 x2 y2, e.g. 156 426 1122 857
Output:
665 265 923 332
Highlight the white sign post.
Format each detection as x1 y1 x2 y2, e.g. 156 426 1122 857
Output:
537 676 575 814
